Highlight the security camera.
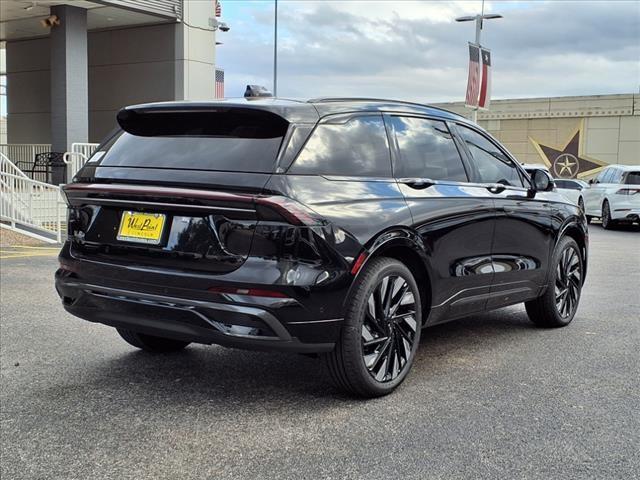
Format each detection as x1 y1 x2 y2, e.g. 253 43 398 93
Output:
40 15 60 28
218 22 230 32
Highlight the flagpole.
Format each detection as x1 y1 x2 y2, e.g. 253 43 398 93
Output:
456 0 501 123
472 1 483 122
273 0 278 96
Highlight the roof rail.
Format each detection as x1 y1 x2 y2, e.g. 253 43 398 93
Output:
307 97 464 118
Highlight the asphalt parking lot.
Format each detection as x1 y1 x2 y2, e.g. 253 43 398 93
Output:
1 224 639 480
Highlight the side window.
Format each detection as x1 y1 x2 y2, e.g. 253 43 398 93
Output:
457 125 524 187
609 168 623 184
556 180 579 190
289 115 391 177
388 116 468 181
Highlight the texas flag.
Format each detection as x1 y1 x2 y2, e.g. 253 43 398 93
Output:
478 47 492 109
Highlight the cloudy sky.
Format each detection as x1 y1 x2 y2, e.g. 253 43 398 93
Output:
217 0 640 102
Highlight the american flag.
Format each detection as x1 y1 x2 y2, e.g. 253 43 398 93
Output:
465 43 481 108
215 0 222 17
478 47 492 109
215 69 225 98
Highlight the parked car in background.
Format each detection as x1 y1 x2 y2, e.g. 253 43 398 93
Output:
56 98 588 397
554 179 589 211
582 165 640 228
522 163 550 177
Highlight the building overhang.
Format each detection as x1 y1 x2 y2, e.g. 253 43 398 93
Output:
0 0 182 41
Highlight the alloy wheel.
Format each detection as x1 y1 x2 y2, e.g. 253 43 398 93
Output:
554 246 581 319
361 275 417 382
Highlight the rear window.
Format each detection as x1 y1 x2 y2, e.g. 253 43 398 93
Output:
625 172 640 185
95 109 288 173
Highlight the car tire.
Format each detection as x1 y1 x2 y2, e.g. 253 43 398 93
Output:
117 328 190 353
525 236 583 328
323 257 422 398
601 200 614 230
586 216 592 225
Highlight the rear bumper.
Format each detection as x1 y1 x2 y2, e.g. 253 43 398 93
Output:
610 197 640 221
56 276 338 353
611 208 640 222
55 243 348 353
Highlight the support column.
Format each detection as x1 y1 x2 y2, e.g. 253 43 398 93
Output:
174 0 216 101
50 5 88 184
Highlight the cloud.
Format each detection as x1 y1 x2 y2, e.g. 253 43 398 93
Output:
217 0 640 101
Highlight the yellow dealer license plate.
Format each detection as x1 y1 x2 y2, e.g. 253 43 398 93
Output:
117 211 166 245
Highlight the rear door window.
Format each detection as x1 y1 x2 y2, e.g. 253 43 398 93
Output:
387 116 468 181
456 125 524 187
288 115 392 177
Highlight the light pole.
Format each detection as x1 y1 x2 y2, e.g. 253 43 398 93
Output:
456 2 502 122
273 0 278 96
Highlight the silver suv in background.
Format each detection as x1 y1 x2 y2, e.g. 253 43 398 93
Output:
583 165 640 228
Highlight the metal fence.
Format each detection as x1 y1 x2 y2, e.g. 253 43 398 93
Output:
64 142 100 179
0 144 52 176
0 153 64 243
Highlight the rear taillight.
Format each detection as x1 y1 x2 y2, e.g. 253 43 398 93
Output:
615 188 640 195
208 286 289 298
62 183 326 227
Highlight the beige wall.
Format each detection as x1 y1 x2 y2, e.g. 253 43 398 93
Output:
436 94 640 178
6 2 216 144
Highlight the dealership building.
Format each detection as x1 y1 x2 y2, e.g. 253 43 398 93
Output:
1 1 638 181
436 94 640 179
1 0 220 152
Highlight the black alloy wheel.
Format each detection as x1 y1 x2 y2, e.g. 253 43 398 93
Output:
525 236 582 328
554 245 582 319
323 257 422 397
362 274 418 382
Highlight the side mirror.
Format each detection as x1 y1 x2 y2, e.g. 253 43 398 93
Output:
529 169 554 195
588 178 595 185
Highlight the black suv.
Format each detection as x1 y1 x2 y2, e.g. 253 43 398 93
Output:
56 98 588 397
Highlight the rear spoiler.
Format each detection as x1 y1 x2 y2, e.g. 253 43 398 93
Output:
116 107 290 138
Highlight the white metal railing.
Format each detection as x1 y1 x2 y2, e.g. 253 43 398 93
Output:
0 152 29 179
65 142 99 179
0 143 51 171
1 153 64 243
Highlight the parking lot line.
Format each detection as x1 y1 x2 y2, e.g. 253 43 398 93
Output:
0 249 59 259
9 245 61 250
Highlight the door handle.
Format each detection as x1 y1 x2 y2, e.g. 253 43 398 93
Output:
399 178 435 189
486 183 507 194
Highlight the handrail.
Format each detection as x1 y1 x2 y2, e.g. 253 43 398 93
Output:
0 164 65 244
0 152 29 178
67 143 99 178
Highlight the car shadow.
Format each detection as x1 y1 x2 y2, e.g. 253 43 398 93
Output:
589 221 640 232
52 306 540 406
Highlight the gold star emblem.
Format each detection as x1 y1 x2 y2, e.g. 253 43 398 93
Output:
529 120 609 179
555 154 578 176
